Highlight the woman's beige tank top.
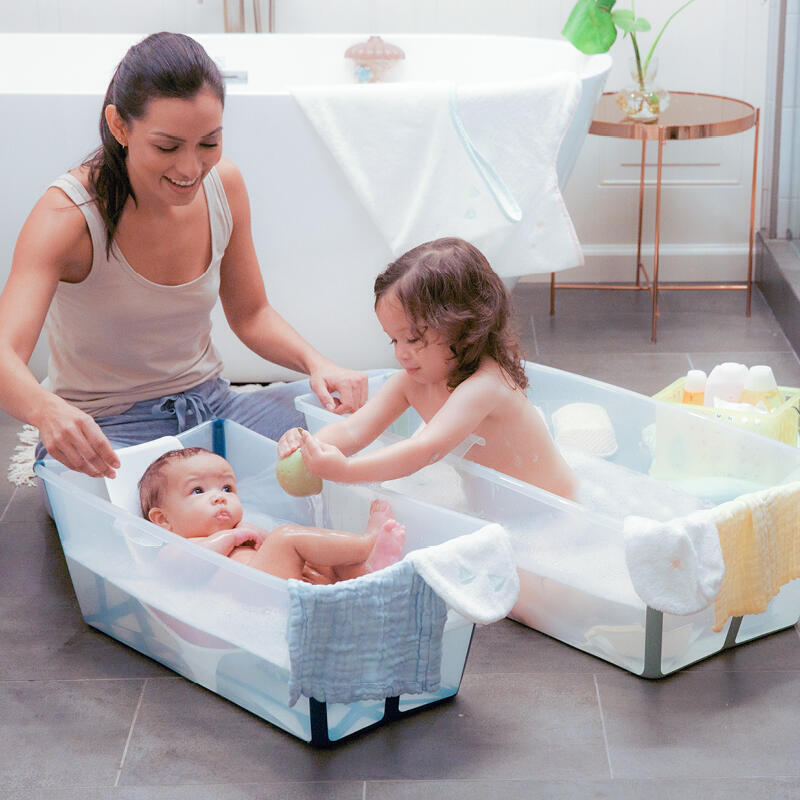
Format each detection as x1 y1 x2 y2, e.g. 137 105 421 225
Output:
45 169 231 417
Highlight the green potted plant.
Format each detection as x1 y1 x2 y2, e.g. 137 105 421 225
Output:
562 0 696 121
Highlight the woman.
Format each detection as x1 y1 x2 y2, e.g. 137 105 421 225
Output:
0 32 366 479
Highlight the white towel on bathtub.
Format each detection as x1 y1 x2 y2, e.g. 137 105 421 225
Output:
623 511 725 615
405 523 520 624
291 75 582 274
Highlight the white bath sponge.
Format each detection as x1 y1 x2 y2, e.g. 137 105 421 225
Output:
552 402 618 458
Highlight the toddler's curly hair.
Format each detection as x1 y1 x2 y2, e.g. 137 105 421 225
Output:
374 237 528 392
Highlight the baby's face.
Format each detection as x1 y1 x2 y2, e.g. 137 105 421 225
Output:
152 452 244 538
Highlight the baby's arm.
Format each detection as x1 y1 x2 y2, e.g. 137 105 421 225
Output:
277 372 411 458
189 523 266 557
301 371 503 483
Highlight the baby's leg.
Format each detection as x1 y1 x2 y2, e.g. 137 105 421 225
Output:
328 499 406 580
246 500 405 581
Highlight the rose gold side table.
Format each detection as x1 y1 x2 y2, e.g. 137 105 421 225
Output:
550 91 760 343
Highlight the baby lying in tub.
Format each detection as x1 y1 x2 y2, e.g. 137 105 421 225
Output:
138 447 406 582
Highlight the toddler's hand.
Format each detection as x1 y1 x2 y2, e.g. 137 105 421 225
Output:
299 431 350 481
277 427 305 459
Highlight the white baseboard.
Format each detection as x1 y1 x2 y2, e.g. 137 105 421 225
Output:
519 243 753 284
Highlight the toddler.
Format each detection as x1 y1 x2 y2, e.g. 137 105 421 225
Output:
138 447 406 582
278 237 577 500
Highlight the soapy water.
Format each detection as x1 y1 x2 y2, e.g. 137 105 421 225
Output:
67 540 293 667
383 446 716 606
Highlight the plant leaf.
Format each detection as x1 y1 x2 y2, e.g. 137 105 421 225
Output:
562 0 618 54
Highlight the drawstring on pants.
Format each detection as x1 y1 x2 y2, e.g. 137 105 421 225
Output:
154 390 210 432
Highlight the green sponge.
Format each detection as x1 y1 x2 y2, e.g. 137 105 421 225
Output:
276 450 323 497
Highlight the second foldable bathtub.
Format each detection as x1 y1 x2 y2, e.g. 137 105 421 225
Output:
297 363 800 678
35 419 504 744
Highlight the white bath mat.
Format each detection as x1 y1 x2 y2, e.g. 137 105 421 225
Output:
7 424 38 487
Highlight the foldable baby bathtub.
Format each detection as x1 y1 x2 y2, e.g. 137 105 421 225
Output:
35 419 492 744
297 363 800 678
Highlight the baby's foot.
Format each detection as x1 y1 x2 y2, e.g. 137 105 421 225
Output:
365 499 394 536
366 519 406 572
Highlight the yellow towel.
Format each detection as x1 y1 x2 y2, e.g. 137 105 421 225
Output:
712 481 800 632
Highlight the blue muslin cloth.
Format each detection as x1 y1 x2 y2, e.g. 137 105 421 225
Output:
286 560 447 707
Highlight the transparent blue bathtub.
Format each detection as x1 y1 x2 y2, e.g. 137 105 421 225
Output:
297 362 800 678
35 419 486 744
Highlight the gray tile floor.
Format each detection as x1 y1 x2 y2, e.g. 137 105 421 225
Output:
3 284 800 799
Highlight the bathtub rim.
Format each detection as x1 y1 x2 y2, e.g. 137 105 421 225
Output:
0 31 612 95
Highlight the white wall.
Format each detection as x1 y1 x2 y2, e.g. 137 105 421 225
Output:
1 0 775 282
776 0 799 237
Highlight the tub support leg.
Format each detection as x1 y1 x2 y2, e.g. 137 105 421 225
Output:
722 616 743 650
309 697 331 746
642 606 664 678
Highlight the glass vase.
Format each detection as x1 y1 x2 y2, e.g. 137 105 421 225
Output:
615 57 670 123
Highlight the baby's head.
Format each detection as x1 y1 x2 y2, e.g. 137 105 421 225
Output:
138 447 243 538
374 237 528 390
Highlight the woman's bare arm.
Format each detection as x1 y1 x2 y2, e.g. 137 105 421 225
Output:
0 186 119 477
216 159 367 413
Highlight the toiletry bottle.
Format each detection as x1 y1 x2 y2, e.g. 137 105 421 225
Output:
740 365 782 411
703 362 748 407
682 369 707 405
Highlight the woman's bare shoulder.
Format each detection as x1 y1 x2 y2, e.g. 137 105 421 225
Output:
214 157 246 194
25 169 93 276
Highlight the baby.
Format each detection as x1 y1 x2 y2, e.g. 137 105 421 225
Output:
279 237 577 501
138 447 406 582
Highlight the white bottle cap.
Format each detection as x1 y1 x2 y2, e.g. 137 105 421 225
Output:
684 369 707 392
744 365 778 392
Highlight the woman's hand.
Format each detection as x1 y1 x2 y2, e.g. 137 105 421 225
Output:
299 431 350 482
33 395 120 479
308 362 368 415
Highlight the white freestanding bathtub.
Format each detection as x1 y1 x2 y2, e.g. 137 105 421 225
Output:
0 33 610 382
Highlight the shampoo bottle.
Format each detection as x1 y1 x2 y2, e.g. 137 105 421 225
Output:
703 362 748 407
682 369 707 405
740 365 782 411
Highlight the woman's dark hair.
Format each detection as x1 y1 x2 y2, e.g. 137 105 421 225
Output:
84 32 225 255
374 237 528 392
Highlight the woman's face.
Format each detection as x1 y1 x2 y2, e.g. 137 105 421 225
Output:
114 85 223 208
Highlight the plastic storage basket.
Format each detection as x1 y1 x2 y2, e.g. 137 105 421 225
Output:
652 378 800 445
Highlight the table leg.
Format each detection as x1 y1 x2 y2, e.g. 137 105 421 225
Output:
651 130 665 343
746 108 760 317
549 271 555 315
637 137 647 286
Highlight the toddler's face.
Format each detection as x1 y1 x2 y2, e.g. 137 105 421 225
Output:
150 452 243 538
376 291 453 384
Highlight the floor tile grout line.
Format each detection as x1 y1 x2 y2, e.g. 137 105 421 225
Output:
0 487 16 523
594 673 613 780
114 677 148 787
529 312 540 357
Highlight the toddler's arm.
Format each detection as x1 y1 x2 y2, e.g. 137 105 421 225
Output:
277 371 410 458
300 370 504 483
